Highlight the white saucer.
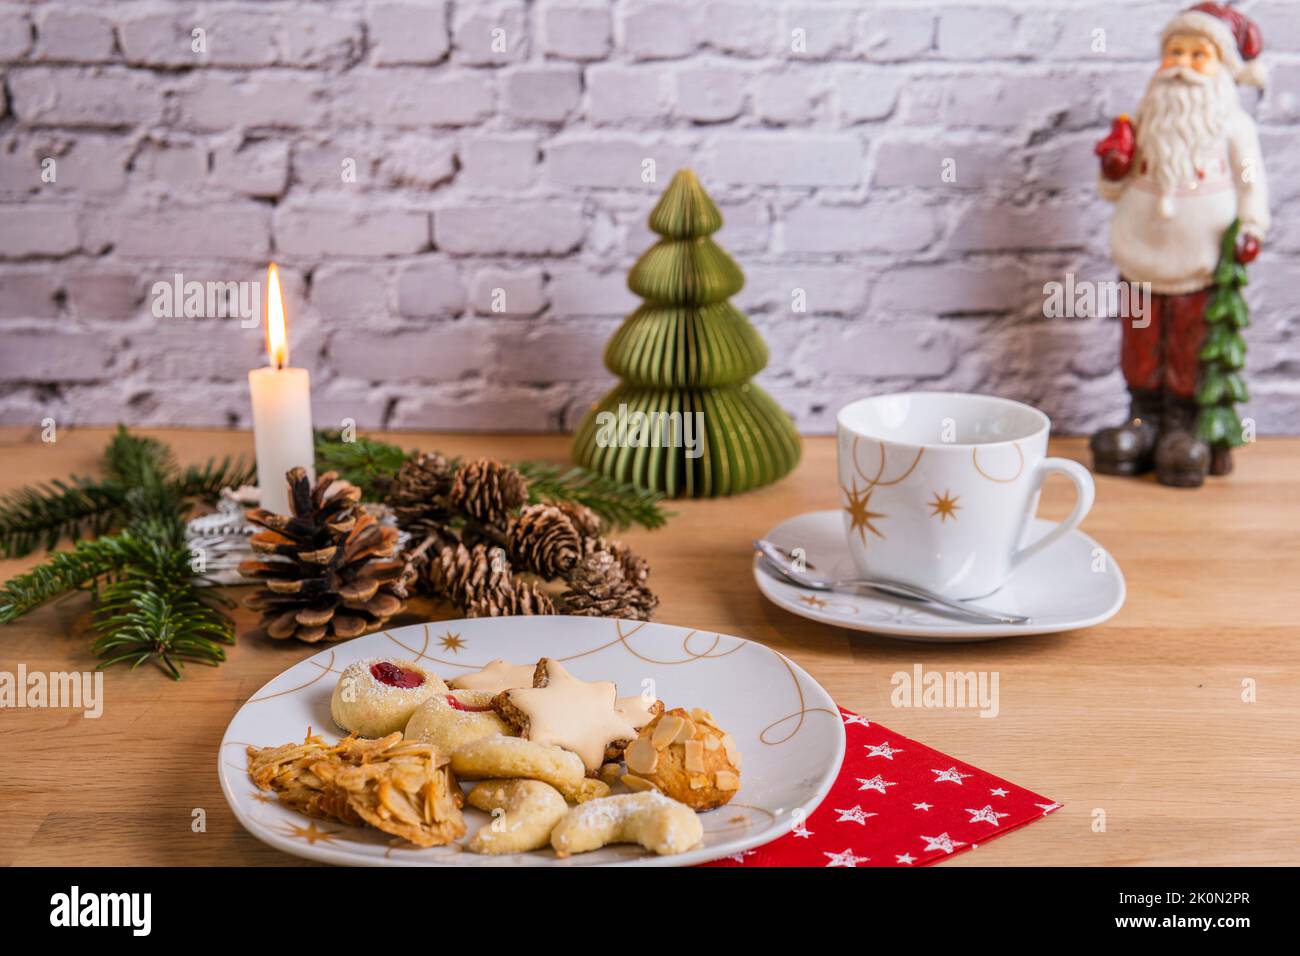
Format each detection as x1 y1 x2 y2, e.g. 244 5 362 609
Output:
754 510 1125 642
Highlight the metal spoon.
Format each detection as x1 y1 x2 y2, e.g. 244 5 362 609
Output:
753 539 1031 626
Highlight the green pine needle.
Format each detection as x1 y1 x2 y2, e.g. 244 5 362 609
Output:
313 430 411 498
0 476 127 559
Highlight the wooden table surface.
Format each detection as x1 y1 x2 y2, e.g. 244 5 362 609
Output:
1 426 1296 867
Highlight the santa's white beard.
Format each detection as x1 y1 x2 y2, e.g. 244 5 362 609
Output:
1135 66 1239 214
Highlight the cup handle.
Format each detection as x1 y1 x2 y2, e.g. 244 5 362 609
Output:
1010 457 1095 570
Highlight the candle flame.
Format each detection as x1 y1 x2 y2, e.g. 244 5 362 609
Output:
265 263 288 369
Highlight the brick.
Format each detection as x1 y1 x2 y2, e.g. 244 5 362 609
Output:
0 6 32 61
130 140 208 193
541 3 612 60
9 68 165 127
276 206 429 257
1 133 130 196
936 6 1017 59
817 322 958 378
281 11 364 68
782 6 856 58
944 73 1100 131
435 204 584 256
66 273 145 321
737 265 868 315
834 67 904 122
0 204 79 257
675 66 747 122
622 3 695 61
127 325 264 381
35 7 115 61
312 264 391 320
469 267 546 316
712 134 862 187
715 197 771 253
459 134 539 189
872 138 1008 190
392 389 562 431
503 66 581 122
946 200 1096 253
336 71 494 127
782 201 938 254
119 10 256 68
211 140 290 199
452 2 528 65
547 269 637 317
696 2 773 58
0 271 61 319
872 262 1030 315
310 381 392 431
332 325 492 381
754 72 822 124
375 134 457 189
858 6 934 60
546 136 689 189
176 72 330 130
370 1 450 65
108 204 270 259
396 260 467 317
587 65 667 123
492 323 611 381
0 331 109 382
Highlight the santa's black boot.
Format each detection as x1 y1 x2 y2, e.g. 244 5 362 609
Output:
1090 388 1162 476
1154 397 1210 488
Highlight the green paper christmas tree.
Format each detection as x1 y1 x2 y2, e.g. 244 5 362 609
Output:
572 170 801 497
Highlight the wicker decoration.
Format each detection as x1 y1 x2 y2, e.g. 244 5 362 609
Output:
240 468 406 643
572 169 801 497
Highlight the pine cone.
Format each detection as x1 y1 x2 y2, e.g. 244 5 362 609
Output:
556 501 603 539
466 579 556 618
240 468 407 643
508 503 583 579
561 548 658 621
388 452 454 538
448 457 528 528
425 542 512 608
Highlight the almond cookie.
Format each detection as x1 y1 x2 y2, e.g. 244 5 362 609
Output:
550 791 703 858
330 658 448 739
492 659 635 773
621 707 741 811
404 690 515 754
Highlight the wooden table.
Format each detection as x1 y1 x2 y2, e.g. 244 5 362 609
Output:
1 426 1296 866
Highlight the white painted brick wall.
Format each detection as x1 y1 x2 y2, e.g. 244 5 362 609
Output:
0 0 1297 436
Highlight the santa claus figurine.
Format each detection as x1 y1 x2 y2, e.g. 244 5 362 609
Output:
1090 2 1269 487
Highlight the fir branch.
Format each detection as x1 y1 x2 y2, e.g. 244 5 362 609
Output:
102 425 177 486
91 537 234 680
515 461 670 531
0 534 137 623
173 455 256 505
0 476 127 559
314 430 411 497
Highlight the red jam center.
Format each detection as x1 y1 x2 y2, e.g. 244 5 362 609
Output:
445 694 492 712
370 661 425 689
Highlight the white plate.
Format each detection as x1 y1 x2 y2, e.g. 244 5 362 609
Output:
754 510 1125 642
219 616 845 866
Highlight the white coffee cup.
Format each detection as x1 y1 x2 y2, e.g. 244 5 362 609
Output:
836 392 1095 599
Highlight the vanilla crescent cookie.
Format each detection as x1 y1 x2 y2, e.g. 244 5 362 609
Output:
550 792 703 858
492 659 636 773
330 658 447 739
465 779 568 855
449 736 611 805
404 690 515 754
448 659 539 695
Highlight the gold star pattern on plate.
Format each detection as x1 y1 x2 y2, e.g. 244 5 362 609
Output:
438 631 465 653
928 489 961 523
841 480 886 545
282 821 341 845
798 595 828 609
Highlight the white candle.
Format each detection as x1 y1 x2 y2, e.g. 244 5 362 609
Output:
248 263 314 516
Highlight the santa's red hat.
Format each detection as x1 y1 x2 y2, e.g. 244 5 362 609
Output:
1162 2 1266 87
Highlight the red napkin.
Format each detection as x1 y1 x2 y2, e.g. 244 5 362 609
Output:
702 708 1061 867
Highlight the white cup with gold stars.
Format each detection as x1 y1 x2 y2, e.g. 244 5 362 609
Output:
836 392 1095 600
